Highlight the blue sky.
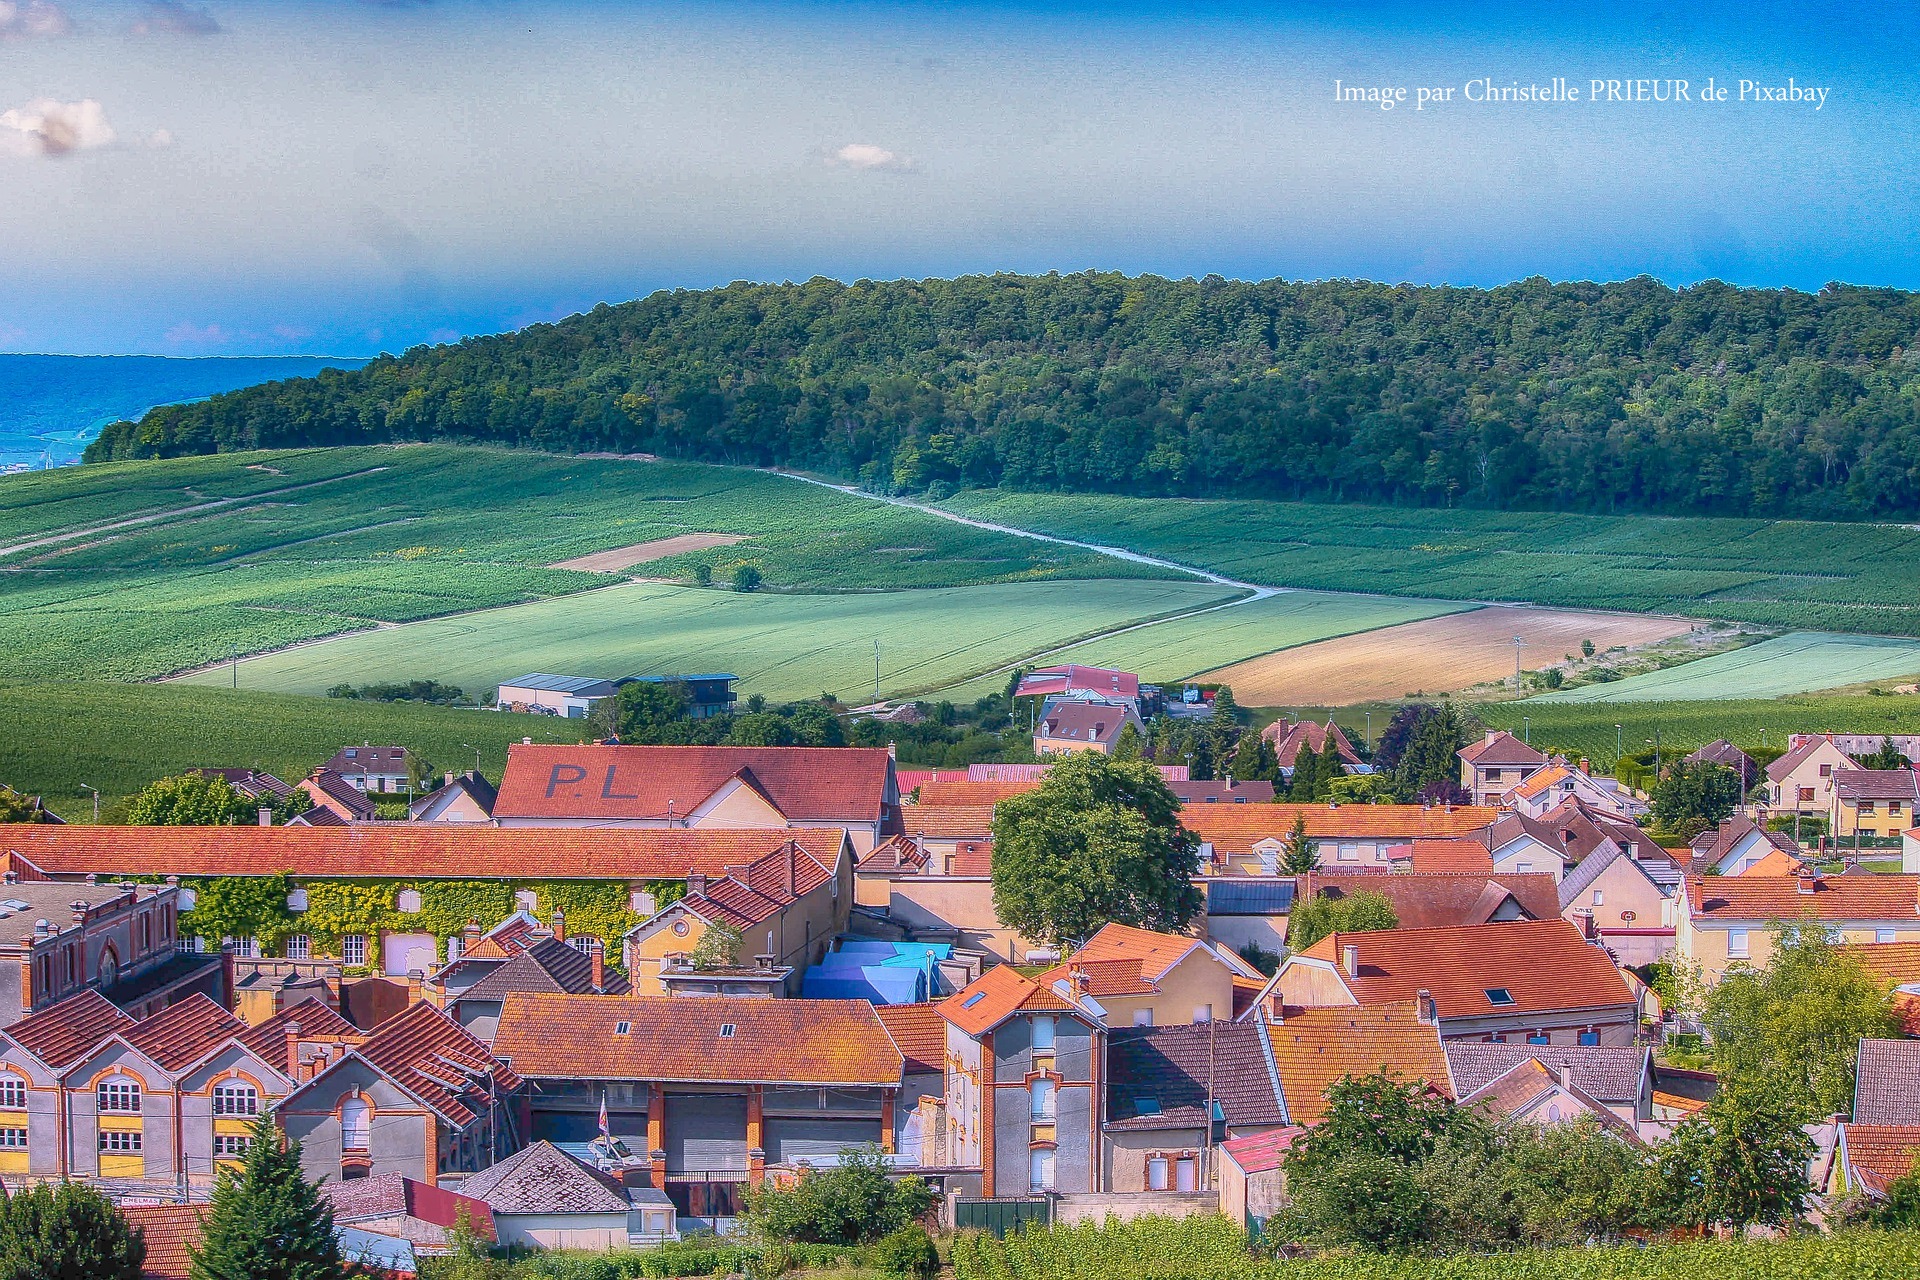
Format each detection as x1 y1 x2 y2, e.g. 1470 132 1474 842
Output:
1 0 1914 355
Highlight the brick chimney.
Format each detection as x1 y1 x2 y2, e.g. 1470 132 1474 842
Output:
1578 757 1591 776
588 939 606 992
686 873 708 898
463 918 482 952
551 909 566 943
406 968 424 1004
284 1021 303 1078
1415 989 1436 1026
1553 1062 1573 1091
782 846 796 899
1797 866 1820 894
258 807 273 827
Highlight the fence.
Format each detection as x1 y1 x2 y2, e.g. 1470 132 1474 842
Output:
954 1197 1052 1237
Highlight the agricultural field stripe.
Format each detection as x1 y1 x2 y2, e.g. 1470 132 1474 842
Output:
1529 631 1920 703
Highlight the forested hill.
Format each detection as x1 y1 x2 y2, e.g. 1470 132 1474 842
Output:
82 273 1920 519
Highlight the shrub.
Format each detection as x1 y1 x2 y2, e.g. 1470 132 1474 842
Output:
875 1225 939 1279
742 1145 933 1246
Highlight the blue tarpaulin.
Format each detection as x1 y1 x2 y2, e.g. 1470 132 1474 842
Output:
801 965 928 1003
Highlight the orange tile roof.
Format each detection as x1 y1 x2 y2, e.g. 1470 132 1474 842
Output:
876 1003 947 1076
1267 1002 1452 1125
1687 873 1920 922
493 993 903 1086
914 780 1040 806
946 842 994 876
1844 1124 1920 1196
1405 839 1496 874
1182 804 1497 855
0 825 826 881
1037 956 1160 997
349 1001 520 1127
857 835 930 874
1839 941 1920 987
898 804 997 839
124 993 247 1072
680 841 837 930
121 1204 206 1280
1293 918 1634 1020
1508 764 1573 801
1036 922 1216 994
3 990 135 1070
1652 1089 1707 1115
237 997 361 1058
938 965 1077 1038
494 744 892 822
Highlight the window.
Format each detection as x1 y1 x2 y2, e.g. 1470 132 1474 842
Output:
1484 988 1515 1007
214 1134 251 1158
1515 862 1533 873
961 992 986 1009
1031 1016 1056 1050
0 1129 23 1150
0 1077 25 1109
1132 1009 1153 1028
1880 929 1900 944
1337 843 1358 862
1860 801 1877 815
285 935 311 961
1029 1148 1055 1191
98 1079 141 1113
1893 802 1905 816
1133 1097 1161 1116
1727 928 1750 959
99 1130 142 1152
233 937 260 959
1192 1004 1213 1024
1146 1156 1169 1191
213 1082 258 1117
395 889 422 914
1527 1034 1550 1045
342 935 367 967
1175 1156 1197 1192
719 1024 737 1039
1799 787 1815 802
1591 889 1604 906
1030 1078 1056 1119
614 1021 632 1035
341 1097 370 1151
1578 1031 1600 1046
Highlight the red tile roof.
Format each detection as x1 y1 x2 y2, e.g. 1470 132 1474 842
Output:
492 993 903 1086
349 1002 520 1128
0 825 825 881
1220 1126 1306 1174
1405 838 1496 874
876 1003 947 1076
1036 922 1225 996
493 744 892 822
237 997 362 1059
1035 703 1135 746
1839 941 1920 987
938 965 1078 1038
857 835 929 874
1267 1002 1453 1125
1843 1124 1920 1196
1015 665 1139 701
678 840 838 930
1291 918 1635 1021
1261 719 1361 770
1687 873 1920 922
124 993 248 1071
3 990 135 1070
898 804 997 840
1298 872 1562 931
1459 731 1548 769
1183 804 1498 856
914 779 1040 806
121 1204 205 1280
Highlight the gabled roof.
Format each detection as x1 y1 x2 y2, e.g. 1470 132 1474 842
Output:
1458 1056 1639 1141
493 744 893 822
1035 702 1135 745
663 839 838 932
344 1002 520 1128
857 835 930 875
1105 1020 1285 1131
914 779 1041 807
324 1172 498 1242
1507 764 1576 802
499 673 618 695
1015 665 1139 701
120 1204 206 1280
409 771 498 819
1277 919 1634 1020
460 936 625 1001
237 997 361 1059
1054 922 1237 985
1445 1042 1650 1105
492 993 903 1087
192 768 294 800
1855 1039 1920 1125
1686 739 1757 775
1684 817 1800 875
1839 941 1920 988
4 990 135 1070
1261 719 1362 770
324 745 409 774
1766 735 1854 782
1840 1123 1920 1197
1558 842 1680 912
457 1140 630 1216
1183 804 1498 856
1405 838 1495 874
0 825 823 881
898 804 997 840
1687 873 1920 922
1219 1126 1306 1175
938 965 1080 1038
303 768 378 820
287 805 349 827
1459 731 1547 769
1266 1002 1452 1125
1836 769 1920 803
875 1003 946 1076
1299 872 1562 931
123 993 248 1072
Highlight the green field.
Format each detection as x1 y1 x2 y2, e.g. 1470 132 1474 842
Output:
938 489 1920 636
1472 695 1920 767
1532 632 1920 703
0 681 585 821
0 447 1176 680
178 578 1242 703
932 589 1472 699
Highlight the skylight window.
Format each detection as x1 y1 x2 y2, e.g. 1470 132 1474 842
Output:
1133 1097 1161 1115
1484 988 1516 1007
962 992 987 1009
719 1023 737 1038
614 1021 631 1035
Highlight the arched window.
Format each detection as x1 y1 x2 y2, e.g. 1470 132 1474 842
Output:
341 1096 370 1151
97 1075 141 1114
97 947 119 990
212 1080 258 1117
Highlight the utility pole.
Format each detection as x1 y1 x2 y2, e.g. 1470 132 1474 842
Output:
1615 723 1622 765
231 644 238 689
1512 635 1526 689
874 639 881 707
80 783 99 823
1522 715 1531 746
462 742 481 777
1364 711 1372 753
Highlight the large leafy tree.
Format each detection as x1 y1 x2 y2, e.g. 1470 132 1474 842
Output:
1701 925 1899 1118
589 680 693 744
1651 1078 1816 1230
127 773 254 825
0 1182 146 1280
1860 736 1910 770
1286 888 1399 951
1389 703 1468 803
1650 760 1743 841
190 1117 342 1280
990 751 1202 944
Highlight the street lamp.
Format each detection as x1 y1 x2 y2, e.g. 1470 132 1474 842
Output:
79 783 99 824
461 743 482 777
1364 711 1372 753
1522 716 1531 746
1614 723 1623 763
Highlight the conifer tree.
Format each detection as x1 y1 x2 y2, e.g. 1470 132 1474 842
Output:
0 1181 145 1280
1278 814 1321 874
190 1117 342 1280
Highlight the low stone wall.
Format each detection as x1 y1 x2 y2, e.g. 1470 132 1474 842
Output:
1052 1191 1219 1224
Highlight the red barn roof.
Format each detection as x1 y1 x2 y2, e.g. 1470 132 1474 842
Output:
494 744 893 823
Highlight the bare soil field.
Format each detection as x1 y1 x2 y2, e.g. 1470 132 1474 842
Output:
548 532 747 572
1200 606 1697 706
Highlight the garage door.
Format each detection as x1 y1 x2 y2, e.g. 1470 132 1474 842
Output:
665 1094 748 1176
763 1118 881 1165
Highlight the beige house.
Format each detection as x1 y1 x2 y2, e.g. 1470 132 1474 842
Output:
1765 735 1858 816
1032 701 1143 757
1556 842 1683 966
1677 870 1920 986
1458 732 1548 808
1039 923 1259 1029
1832 769 1920 839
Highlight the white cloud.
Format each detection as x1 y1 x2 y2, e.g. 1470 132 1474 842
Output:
131 1 220 36
827 142 912 171
0 1 70 39
0 98 116 158
165 320 229 346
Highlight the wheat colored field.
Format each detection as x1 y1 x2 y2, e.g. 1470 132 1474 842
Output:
1200 606 1697 706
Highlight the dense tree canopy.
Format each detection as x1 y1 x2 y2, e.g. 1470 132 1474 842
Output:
86 273 1920 520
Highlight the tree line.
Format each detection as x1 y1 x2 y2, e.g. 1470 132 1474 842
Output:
84 272 1920 520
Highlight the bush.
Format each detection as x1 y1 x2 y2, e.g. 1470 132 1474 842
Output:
875 1225 939 1279
742 1145 933 1246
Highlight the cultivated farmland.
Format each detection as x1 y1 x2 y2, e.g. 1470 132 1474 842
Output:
1532 632 1920 702
1205 606 1698 706
1472 695 1920 767
938 490 1920 637
178 579 1242 703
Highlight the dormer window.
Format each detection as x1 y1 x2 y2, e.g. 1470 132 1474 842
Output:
719 1024 737 1038
1484 988 1516 1007
614 1021 632 1035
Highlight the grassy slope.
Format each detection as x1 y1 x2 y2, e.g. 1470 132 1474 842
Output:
1532 632 1920 702
0 681 585 820
1473 695 1920 766
180 578 1241 703
938 489 1920 636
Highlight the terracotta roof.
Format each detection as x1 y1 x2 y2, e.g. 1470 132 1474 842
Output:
914 780 1040 806
898 804 997 840
348 1001 520 1127
461 936 625 1001
1459 731 1547 769
1406 838 1495 874
1289 918 1635 1020
1839 942 1920 988
945 842 994 876
302 769 378 821
1219 1126 1305 1174
1652 1089 1707 1115
493 993 903 1086
1837 769 1920 803
1035 702 1135 745
672 840 838 931
1015 665 1139 701
1038 956 1162 998
1766 736 1847 782
1298 872 1562 931
4 990 135 1070
938 965 1077 1038
1063 922 1207 978
493 744 892 822
1687 873 1920 922
124 993 248 1072
121 1204 205 1280
1446 1042 1649 1104
856 835 929 874
458 1140 631 1215
875 1003 947 1076
1856 1039 1920 1125
1183 804 1498 856
0 825 824 881
1106 1020 1285 1130
1458 1056 1639 1140
1843 1124 1920 1196
237 997 361 1059
1266 1002 1452 1125
1171 779 1278 805
1261 720 1362 770
324 1172 497 1242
